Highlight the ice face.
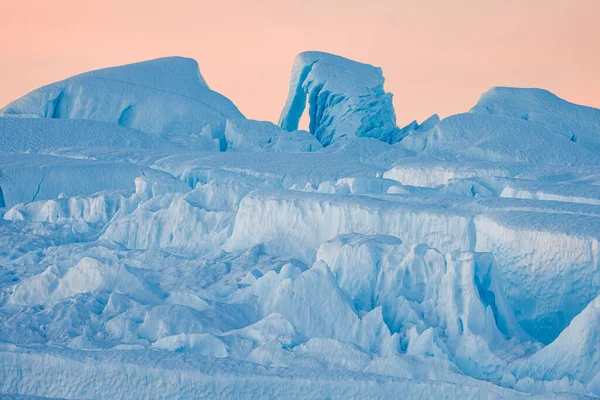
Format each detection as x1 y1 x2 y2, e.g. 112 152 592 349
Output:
278 51 401 146
1 54 600 398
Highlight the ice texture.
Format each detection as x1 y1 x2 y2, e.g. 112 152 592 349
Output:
278 51 401 146
1 53 600 399
0 57 243 149
224 118 322 152
472 87 600 155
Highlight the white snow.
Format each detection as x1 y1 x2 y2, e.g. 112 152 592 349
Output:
1 53 600 399
472 87 600 155
1 57 243 149
400 112 600 165
0 117 186 153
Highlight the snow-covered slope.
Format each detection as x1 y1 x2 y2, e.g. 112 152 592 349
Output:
0 116 186 153
400 112 600 165
224 118 322 152
400 87 600 166
514 296 600 394
278 51 401 146
0 57 243 148
1 53 599 399
472 87 600 154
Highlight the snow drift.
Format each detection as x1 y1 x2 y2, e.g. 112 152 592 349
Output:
0 57 243 148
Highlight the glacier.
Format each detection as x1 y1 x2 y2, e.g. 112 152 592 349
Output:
0 52 599 399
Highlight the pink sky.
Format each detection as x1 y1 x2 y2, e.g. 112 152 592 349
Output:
1 0 599 127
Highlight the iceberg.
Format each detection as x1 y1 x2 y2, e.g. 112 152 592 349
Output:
1 53 599 398
278 51 401 146
0 57 243 148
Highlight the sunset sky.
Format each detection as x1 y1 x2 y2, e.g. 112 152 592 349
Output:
1 0 598 127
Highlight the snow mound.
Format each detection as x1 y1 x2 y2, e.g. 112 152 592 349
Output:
224 313 305 347
278 51 401 146
9 257 146 306
152 333 228 357
471 87 600 155
400 112 600 165
0 57 243 147
224 118 321 152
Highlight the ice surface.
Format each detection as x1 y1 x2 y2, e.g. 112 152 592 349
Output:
400 87 600 166
1 53 600 398
514 296 600 394
278 51 401 146
400 112 600 165
1 57 243 149
472 87 600 155
224 118 321 152
0 117 186 153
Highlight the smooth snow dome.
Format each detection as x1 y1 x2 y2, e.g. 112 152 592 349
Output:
1 52 600 399
400 87 600 166
279 51 401 146
472 87 600 154
0 57 243 148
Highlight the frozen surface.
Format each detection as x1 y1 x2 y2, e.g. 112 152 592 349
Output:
1 54 599 399
0 117 186 154
0 57 243 149
224 118 321 152
400 113 600 165
278 51 401 146
472 87 600 155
